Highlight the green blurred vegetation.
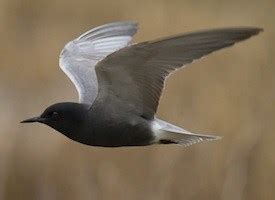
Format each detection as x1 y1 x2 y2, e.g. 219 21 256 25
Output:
0 0 274 199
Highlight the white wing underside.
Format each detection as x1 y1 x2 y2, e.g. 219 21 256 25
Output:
59 21 138 104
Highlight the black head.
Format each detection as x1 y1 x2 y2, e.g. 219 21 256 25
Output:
21 102 89 136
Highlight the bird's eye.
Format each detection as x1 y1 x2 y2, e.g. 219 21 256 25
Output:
51 112 59 118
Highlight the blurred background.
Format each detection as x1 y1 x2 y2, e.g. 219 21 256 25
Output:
0 0 274 199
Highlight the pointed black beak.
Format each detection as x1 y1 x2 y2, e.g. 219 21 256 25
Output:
21 116 45 123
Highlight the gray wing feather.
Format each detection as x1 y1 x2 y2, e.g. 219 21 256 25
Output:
59 21 138 104
96 27 262 119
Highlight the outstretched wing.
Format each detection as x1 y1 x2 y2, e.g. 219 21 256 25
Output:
95 27 262 119
59 21 138 104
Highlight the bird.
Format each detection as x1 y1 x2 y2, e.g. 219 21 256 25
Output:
21 21 262 147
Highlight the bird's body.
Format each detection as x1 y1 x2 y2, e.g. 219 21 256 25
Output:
21 22 262 147
88 100 154 147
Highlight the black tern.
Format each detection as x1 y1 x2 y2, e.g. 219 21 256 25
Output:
21 22 262 147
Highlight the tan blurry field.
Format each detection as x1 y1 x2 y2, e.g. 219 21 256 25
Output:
0 0 274 199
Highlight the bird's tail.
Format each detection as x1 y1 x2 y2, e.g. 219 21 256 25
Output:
152 118 221 146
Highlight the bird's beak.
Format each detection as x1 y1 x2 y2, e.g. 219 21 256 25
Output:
20 116 45 123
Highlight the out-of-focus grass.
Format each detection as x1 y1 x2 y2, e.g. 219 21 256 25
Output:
0 0 274 199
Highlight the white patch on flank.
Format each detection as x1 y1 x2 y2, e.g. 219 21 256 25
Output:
150 120 165 142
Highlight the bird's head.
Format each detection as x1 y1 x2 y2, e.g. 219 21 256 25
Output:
21 102 89 136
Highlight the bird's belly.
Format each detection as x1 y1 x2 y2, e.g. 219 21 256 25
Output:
82 102 155 147
88 122 154 147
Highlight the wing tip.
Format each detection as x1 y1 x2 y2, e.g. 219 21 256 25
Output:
240 26 264 36
220 26 264 39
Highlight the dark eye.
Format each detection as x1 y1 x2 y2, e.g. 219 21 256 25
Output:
51 112 59 118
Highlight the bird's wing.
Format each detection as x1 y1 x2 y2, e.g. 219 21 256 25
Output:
95 27 262 119
59 21 138 104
